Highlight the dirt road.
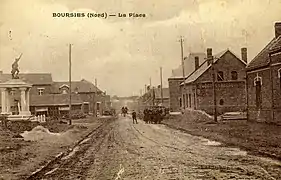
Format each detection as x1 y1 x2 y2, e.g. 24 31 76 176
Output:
32 116 281 180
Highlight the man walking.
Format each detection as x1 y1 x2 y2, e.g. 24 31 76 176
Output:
132 110 138 124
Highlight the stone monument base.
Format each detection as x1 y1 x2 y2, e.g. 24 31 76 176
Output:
0 78 32 121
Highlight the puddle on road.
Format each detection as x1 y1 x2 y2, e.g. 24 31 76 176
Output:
79 138 91 145
61 146 80 160
200 138 221 146
200 138 247 156
203 140 222 146
224 148 247 156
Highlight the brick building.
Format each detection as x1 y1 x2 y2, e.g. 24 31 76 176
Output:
246 22 281 125
168 53 206 112
52 79 106 116
168 77 184 112
181 48 247 115
0 72 107 117
139 86 169 110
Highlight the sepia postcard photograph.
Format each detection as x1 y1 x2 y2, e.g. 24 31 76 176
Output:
0 0 281 179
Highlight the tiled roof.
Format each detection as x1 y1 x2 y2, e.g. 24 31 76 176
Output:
52 79 102 93
30 94 83 106
182 49 245 85
182 60 210 84
0 73 53 85
247 36 281 70
143 88 169 100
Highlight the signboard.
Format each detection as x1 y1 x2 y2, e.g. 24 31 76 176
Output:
35 107 48 112
59 107 70 111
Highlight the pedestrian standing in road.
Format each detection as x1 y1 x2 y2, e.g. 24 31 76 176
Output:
132 110 138 124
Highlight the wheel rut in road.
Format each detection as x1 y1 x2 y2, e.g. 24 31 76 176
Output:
27 116 281 180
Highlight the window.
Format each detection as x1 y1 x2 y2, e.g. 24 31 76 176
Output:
179 98 182 107
217 71 224 81
231 71 238 80
183 94 186 108
186 94 188 107
219 99 224 105
62 89 68 94
279 69 281 90
10 90 15 96
189 94 192 108
255 81 262 109
38 88 44 96
193 93 196 109
254 76 262 109
75 87 79 94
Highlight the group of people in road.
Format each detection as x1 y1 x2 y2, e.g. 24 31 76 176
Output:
121 106 138 124
143 107 164 124
120 106 165 124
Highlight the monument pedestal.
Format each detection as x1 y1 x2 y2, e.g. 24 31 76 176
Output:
0 79 32 121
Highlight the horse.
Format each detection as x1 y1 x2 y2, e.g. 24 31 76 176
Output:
121 107 128 117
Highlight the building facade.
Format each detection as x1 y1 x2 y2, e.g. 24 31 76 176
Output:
168 53 206 112
246 22 281 125
168 78 184 112
139 87 169 111
0 72 108 117
181 48 247 115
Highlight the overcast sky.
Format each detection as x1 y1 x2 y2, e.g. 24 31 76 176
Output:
0 0 280 96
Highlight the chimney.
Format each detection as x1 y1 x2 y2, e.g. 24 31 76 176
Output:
195 56 199 70
207 48 213 66
95 78 97 87
241 48 247 63
275 22 281 38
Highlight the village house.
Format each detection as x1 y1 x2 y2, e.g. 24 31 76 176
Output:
0 72 108 117
51 79 106 116
139 86 170 109
180 48 247 115
168 53 206 112
246 22 281 125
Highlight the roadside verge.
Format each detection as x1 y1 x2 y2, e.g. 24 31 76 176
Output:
162 109 281 161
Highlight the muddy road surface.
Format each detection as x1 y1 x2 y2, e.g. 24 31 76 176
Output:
29 116 281 180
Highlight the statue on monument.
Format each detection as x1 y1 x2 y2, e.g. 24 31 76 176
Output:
11 53 22 79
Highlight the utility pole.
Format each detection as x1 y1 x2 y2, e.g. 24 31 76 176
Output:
145 84 147 93
69 44 72 125
160 67 164 104
179 36 186 109
152 87 155 106
211 60 218 122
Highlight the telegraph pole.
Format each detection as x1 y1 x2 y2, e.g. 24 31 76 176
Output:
160 67 164 104
179 36 186 109
211 61 218 122
69 44 72 125
145 84 147 93
152 87 155 106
